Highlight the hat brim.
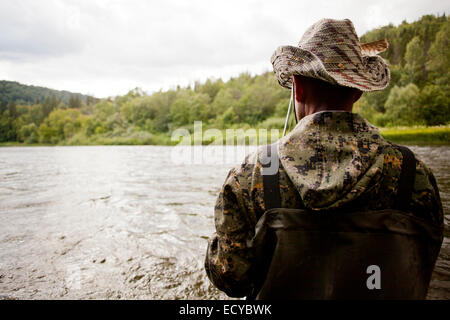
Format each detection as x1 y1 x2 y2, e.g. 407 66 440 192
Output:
271 45 390 92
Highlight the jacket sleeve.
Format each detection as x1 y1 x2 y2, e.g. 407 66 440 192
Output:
204 156 263 298
411 158 444 227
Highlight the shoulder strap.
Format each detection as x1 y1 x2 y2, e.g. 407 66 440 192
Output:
395 145 416 211
262 144 281 210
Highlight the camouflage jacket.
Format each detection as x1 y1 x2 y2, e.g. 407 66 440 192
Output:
205 111 443 298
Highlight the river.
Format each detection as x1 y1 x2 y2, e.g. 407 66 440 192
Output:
0 145 448 299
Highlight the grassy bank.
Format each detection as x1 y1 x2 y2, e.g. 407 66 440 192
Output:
379 125 450 145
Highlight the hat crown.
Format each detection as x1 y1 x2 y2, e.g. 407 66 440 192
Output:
298 19 363 61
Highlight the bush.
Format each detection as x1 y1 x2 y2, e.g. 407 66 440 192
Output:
384 84 423 126
257 117 285 130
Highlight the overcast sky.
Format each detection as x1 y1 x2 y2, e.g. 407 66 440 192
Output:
0 0 448 98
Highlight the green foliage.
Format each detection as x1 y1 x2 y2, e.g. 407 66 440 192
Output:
211 88 238 117
0 14 448 145
7 101 17 118
384 84 422 126
426 19 450 86
419 84 450 125
195 78 224 101
169 90 211 126
274 98 291 118
38 109 85 143
232 73 289 124
68 94 83 108
257 117 286 130
18 123 39 143
357 14 449 128
0 116 16 142
42 95 62 118
403 36 426 85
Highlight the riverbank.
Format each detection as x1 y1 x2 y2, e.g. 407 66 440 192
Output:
379 125 450 145
1 125 449 146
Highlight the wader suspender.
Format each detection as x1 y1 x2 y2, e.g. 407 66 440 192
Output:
262 144 416 211
262 144 281 210
395 145 416 211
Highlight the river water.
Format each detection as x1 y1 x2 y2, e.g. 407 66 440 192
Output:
0 145 448 300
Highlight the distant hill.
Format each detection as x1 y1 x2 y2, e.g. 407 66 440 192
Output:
0 80 96 106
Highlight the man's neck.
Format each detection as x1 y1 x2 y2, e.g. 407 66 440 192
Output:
297 102 353 119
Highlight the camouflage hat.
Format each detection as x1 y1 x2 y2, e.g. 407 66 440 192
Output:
271 18 390 92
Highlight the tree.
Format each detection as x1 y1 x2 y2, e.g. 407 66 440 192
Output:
18 123 39 143
38 108 85 143
403 36 426 85
69 94 83 108
0 101 6 114
42 95 60 118
0 116 16 141
419 85 449 125
169 90 211 126
384 84 422 126
211 88 236 116
8 101 17 118
426 18 450 86
196 79 224 101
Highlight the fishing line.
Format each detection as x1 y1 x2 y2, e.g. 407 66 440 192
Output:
282 86 294 137
283 85 298 137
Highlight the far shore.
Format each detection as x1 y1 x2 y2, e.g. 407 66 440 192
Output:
1 125 449 147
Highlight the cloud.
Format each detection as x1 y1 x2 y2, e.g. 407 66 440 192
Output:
0 1 85 60
0 0 448 97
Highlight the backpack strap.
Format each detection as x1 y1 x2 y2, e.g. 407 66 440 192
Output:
248 144 281 300
262 144 281 210
395 145 416 211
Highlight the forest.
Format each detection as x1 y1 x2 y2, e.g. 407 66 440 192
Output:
0 14 448 145
0 80 97 107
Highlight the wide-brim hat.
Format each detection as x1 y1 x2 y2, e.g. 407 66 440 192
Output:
271 18 390 92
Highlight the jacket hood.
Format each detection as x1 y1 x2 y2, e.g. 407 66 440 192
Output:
278 111 388 210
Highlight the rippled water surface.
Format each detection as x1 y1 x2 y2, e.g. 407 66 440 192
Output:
0 145 448 299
